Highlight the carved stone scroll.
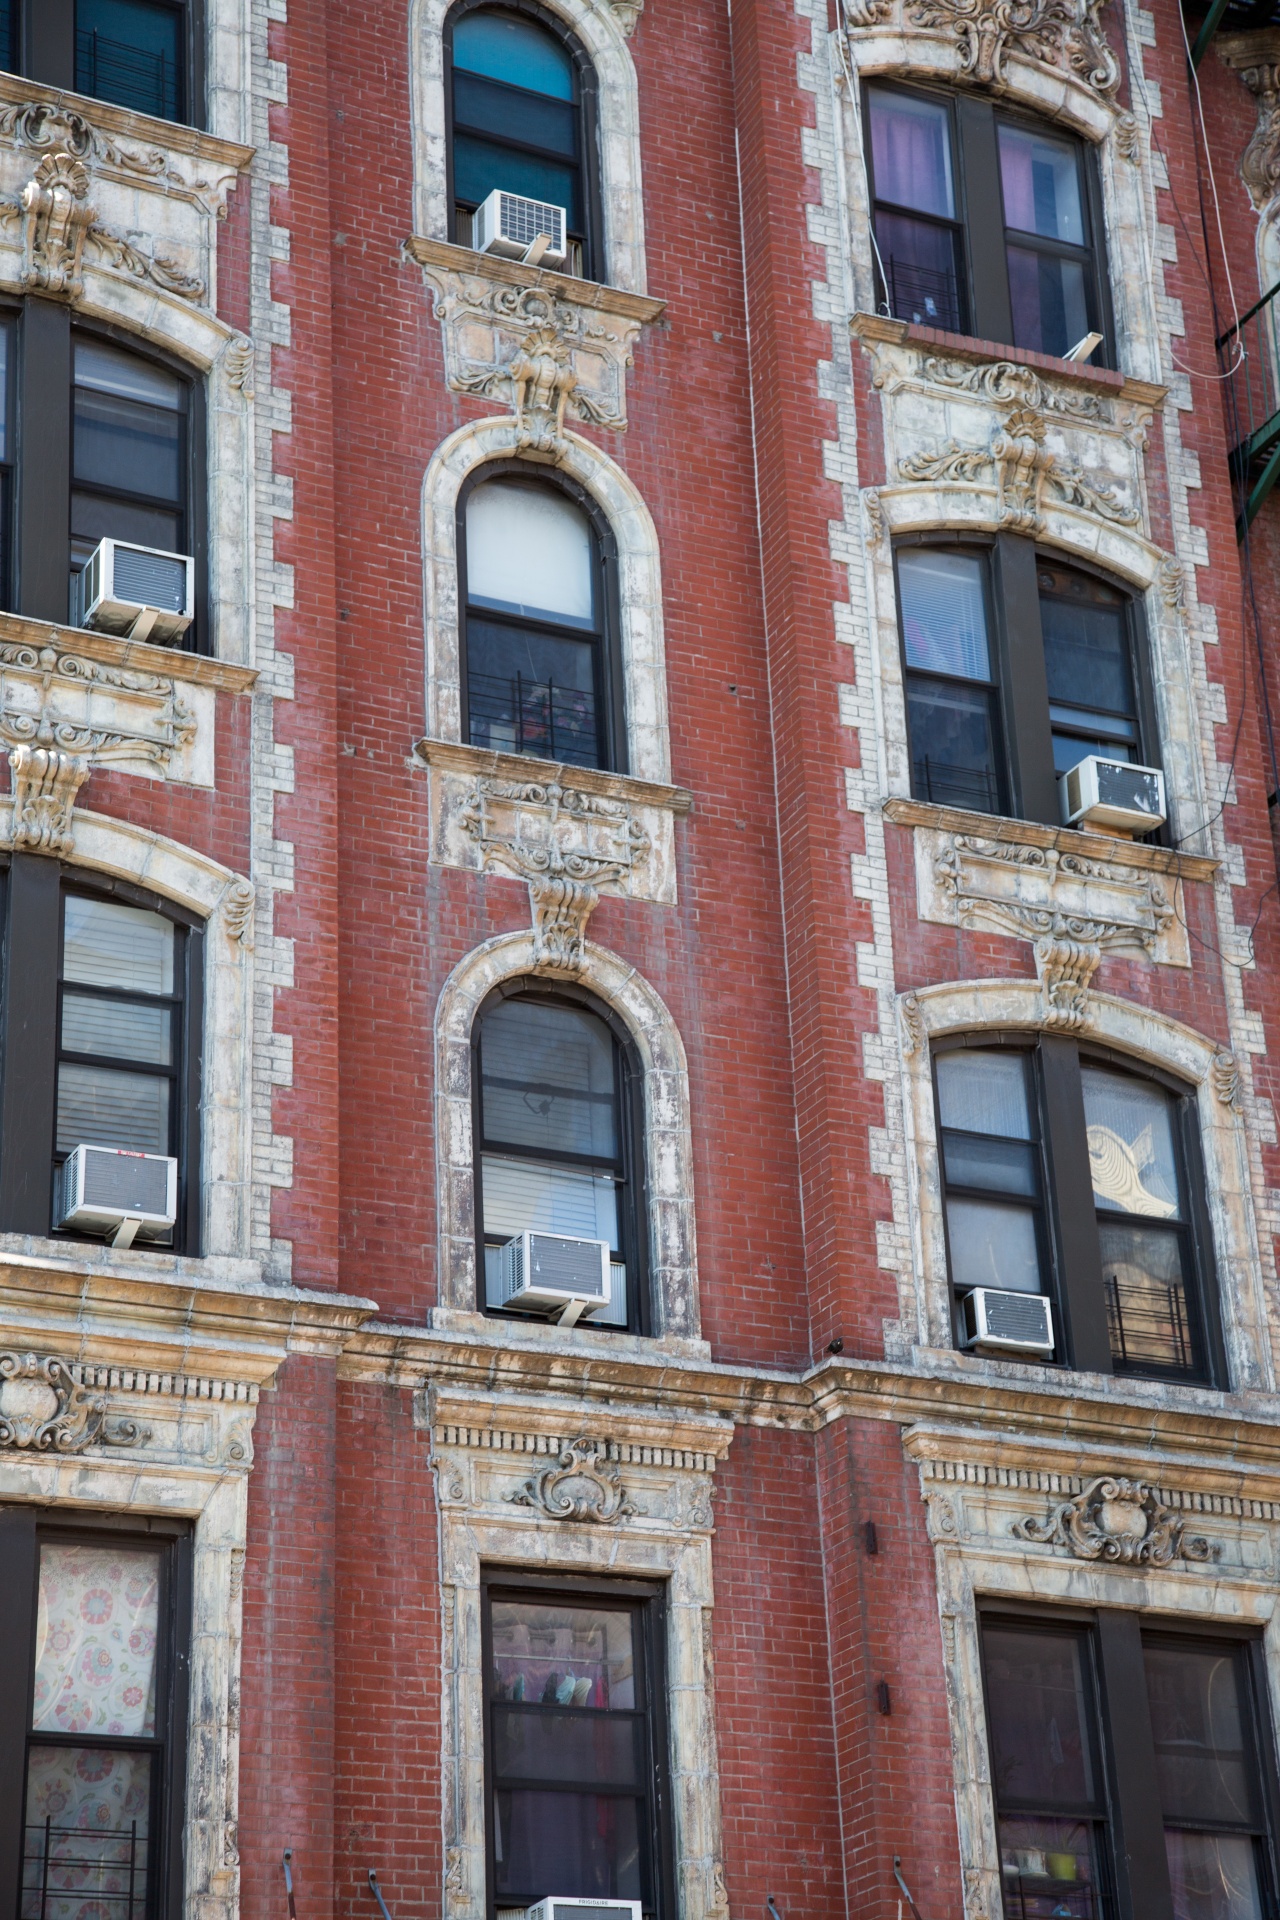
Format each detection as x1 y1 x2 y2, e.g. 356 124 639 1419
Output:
1012 1475 1216 1567
21 150 95 297
0 1351 104 1451
8 743 88 854
846 0 1120 102
899 402 1140 535
505 1437 637 1524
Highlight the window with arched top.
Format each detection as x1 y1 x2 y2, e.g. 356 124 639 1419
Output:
446 0 602 279
472 979 648 1334
460 465 624 771
933 1034 1223 1384
864 81 1109 361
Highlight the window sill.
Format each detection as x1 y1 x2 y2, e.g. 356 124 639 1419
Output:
882 795 1218 885
413 736 692 816
0 607 258 696
404 235 666 327
851 310 1167 411
0 70 255 177
427 1304 712 1363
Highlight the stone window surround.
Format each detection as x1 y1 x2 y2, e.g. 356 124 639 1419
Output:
895 977 1273 1394
839 23 1163 390
422 415 673 788
433 926 704 1352
861 488 1211 860
0 798 258 1270
409 0 649 296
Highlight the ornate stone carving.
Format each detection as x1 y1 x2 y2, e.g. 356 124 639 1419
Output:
1158 554 1187 611
223 335 255 395
1213 1049 1244 1112
1012 1475 1216 1566
0 640 198 796
1035 933 1100 1029
1216 40 1280 213
847 0 1120 99
83 210 205 301
899 404 1140 533
900 989 925 1054
505 1437 637 1524
919 354 1109 422
410 238 663 448
0 1351 103 1451
461 775 651 975
608 0 645 33
931 834 1177 954
8 744 88 854
862 486 887 548
0 98 186 188
20 151 95 297
220 877 256 948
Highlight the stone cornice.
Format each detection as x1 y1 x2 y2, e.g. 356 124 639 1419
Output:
851 311 1167 412
0 609 257 695
882 796 1218 884
413 736 694 816
0 72 255 178
404 234 666 327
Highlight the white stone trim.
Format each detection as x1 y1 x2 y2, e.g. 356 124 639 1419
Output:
422 417 672 784
433 929 701 1343
895 978 1273 1390
408 0 648 294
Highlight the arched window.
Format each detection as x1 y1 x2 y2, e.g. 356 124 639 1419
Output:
933 1035 1222 1384
473 980 646 1333
865 82 1108 360
460 466 622 771
446 1 601 279
896 540 1157 829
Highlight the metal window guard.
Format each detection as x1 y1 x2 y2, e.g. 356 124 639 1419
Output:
1216 278 1280 535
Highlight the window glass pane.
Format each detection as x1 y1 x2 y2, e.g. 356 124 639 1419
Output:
997 1815 1105 1920
1163 1832 1263 1920
1040 566 1134 720
466 618 599 766
64 898 174 995
494 1790 642 1903
22 1748 151 1920
481 1156 618 1245
1102 1223 1197 1374
1081 1067 1180 1219
906 681 1002 811
874 212 963 330
452 132 580 225
0 0 13 70
942 1132 1039 1199
1143 1645 1258 1828
62 994 172 1066
946 1197 1043 1294
937 1051 1033 1140
492 1599 635 1704
453 9 575 98
1007 246 1089 360
32 1543 160 1738
467 480 594 625
76 0 180 120
56 1063 170 1155
983 1625 1098 1807
998 124 1085 243
900 551 991 679
492 1706 643 1786
453 72 577 157
0 317 11 461
75 340 184 411
74 390 183 504
481 1000 616 1156
869 88 955 216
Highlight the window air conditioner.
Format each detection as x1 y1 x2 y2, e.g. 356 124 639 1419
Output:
523 1903 643 1920
500 1231 612 1325
962 1288 1054 1356
474 189 568 269
59 1144 178 1248
1058 755 1166 835
76 537 195 645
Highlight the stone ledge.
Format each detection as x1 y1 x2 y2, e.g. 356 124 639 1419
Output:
0 70 255 178
0 608 258 695
405 234 666 326
882 795 1218 884
851 311 1167 411
413 736 693 815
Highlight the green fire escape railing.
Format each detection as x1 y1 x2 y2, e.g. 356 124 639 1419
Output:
1217 281 1280 535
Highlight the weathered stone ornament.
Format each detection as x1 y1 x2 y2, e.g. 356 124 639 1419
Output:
506 1437 637 1523
845 0 1120 103
1012 1475 1216 1566
0 1351 103 1451
21 150 95 297
8 743 89 855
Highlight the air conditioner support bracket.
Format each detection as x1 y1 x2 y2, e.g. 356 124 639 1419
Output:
556 1298 588 1328
110 1215 144 1250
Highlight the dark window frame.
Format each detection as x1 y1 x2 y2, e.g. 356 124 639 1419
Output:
480 1569 676 1920
0 1505 193 1920
932 1030 1226 1385
0 855 204 1253
978 1603 1280 1920
443 0 605 282
471 975 651 1336
894 532 1161 832
457 457 627 775
13 0 204 130
864 78 1113 365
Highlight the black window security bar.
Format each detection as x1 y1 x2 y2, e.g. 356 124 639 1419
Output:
912 755 1001 813
22 1818 147 1920
1216 279 1280 535
882 255 962 333
76 28 178 121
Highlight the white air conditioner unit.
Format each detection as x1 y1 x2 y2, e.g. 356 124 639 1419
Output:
500 1231 612 1325
474 188 568 268
524 1902 643 1920
1059 755 1166 835
76 537 195 645
59 1144 177 1248
962 1288 1054 1356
